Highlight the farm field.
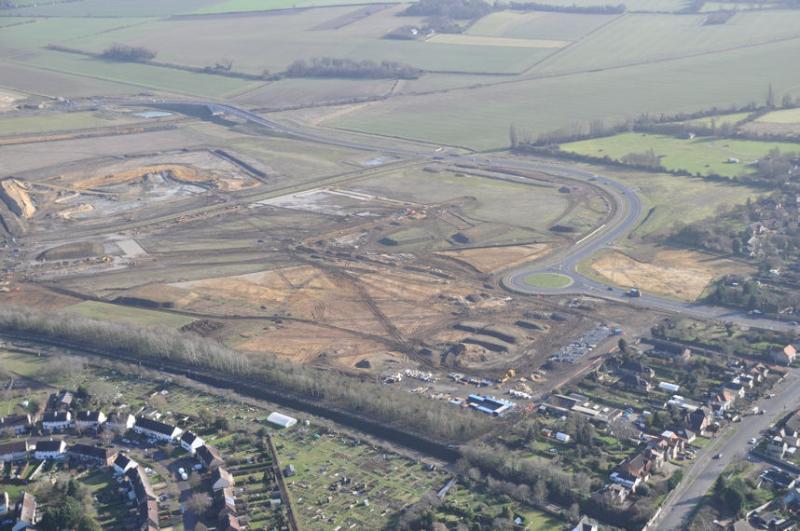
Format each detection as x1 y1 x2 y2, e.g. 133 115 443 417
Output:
5 0 219 16
0 111 141 136
232 78 395 107
756 108 800 124
496 0 690 11
327 37 800 149
467 10 618 41
531 11 800 75
684 111 752 127
560 133 800 177
195 0 403 13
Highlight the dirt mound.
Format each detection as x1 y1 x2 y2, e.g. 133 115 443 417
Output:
0 179 35 218
37 241 104 261
73 164 212 190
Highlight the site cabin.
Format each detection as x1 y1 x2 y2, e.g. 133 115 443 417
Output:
74 410 107 431
42 411 71 432
34 440 66 460
0 414 32 435
179 431 205 454
133 416 182 442
0 440 32 463
13 492 37 531
266 412 297 429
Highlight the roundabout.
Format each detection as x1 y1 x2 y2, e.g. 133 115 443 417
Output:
521 272 574 289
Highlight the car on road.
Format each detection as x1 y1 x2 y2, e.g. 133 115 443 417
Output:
713 453 723 459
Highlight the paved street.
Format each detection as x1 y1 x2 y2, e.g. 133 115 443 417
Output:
655 368 800 529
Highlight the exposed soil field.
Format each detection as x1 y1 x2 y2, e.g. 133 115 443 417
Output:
436 243 552 274
589 248 751 300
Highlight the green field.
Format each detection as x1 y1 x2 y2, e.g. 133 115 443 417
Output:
196 0 402 13
467 11 618 41
561 133 800 177
0 111 139 136
522 272 574 288
329 37 800 149
65 301 195 328
685 111 752 127
756 108 800 124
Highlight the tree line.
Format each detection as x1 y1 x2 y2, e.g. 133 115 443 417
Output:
508 1 625 14
285 57 421 79
0 306 490 443
100 44 156 63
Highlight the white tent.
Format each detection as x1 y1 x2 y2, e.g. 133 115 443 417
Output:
267 412 297 429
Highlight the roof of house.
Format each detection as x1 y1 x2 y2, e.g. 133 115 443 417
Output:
785 412 800 434
56 391 73 405
0 414 30 427
35 440 65 453
180 431 201 445
197 444 224 467
127 467 156 501
218 511 241 531
114 453 137 469
217 486 236 511
17 492 36 523
0 440 30 455
43 411 70 422
211 467 234 486
69 444 115 460
140 498 159 528
76 411 104 422
135 416 178 436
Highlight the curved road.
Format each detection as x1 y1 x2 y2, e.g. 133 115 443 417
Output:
163 100 795 334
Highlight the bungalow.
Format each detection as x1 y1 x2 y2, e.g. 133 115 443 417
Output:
34 440 66 460
13 492 37 531
106 412 136 432
772 344 797 366
0 414 32 435
211 467 235 492
196 444 224 470
42 411 72 432
75 411 106 431
113 453 138 475
180 431 204 455
68 444 117 466
134 416 182 442
0 440 32 463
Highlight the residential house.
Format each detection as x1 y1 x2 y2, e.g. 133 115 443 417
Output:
610 453 653 492
127 467 157 502
684 406 712 433
216 486 236 514
599 483 629 506
68 444 117 466
133 416 182 442
571 515 599 531
677 429 696 444
106 412 136 432
211 467 235 492
723 380 747 399
138 498 159 531
0 414 31 435
0 440 31 463
50 391 73 412
114 453 138 475
772 345 797 366
218 511 241 531
749 363 769 382
42 411 72 432
179 431 204 455
767 436 788 459
13 492 37 531
75 411 106 431
196 444 224 470
622 359 655 379
710 389 737 415
34 440 66 460
781 411 800 444
760 467 797 490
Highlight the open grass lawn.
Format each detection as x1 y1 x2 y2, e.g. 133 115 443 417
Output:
685 112 753 128
522 272 573 289
467 11 618 41
64 301 195 329
561 133 800 178
756 108 800 124
196 0 402 12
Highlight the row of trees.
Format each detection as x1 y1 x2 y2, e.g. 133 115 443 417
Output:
100 44 156 63
285 57 421 79
509 1 625 13
0 306 490 442
403 0 492 19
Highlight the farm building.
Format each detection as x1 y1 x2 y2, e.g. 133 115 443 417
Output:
266 412 297 429
466 395 514 417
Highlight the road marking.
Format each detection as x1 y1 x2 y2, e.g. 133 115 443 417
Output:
575 224 606 245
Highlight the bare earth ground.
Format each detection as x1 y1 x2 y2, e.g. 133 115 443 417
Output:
590 248 751 300
436 243 552 274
